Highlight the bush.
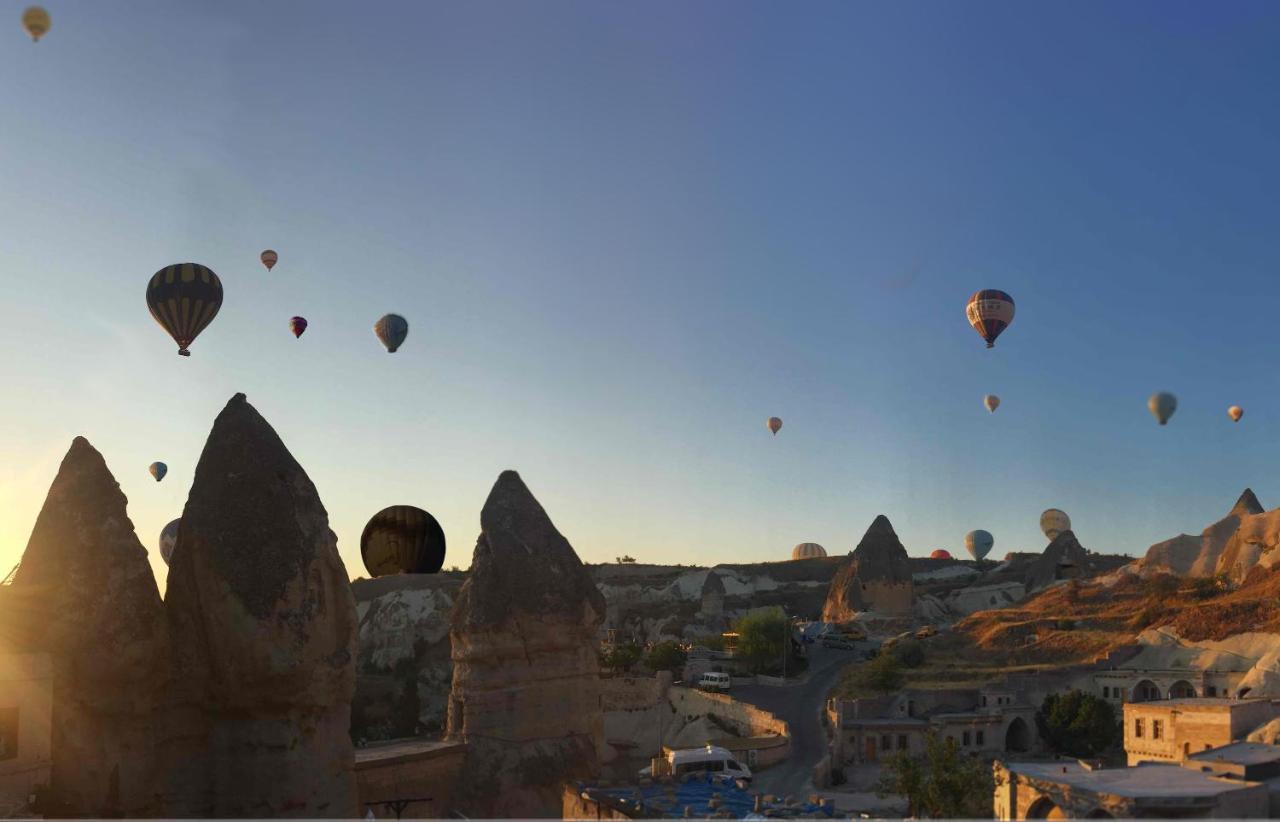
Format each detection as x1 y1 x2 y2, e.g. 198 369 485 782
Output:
891 639 926 668
855 653 905 693
644 641 687 674
600 643 643 674
731 608 793 675
1144 573 1179 600
1035 690 1120 758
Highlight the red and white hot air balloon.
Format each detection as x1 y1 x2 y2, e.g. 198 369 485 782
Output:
261 249 278 271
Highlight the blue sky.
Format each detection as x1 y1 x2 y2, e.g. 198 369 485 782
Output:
1 1 1279 588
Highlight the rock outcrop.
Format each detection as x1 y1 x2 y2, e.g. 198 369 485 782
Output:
1025 530 1093 592
822 515 914 621
1141 489 1264 578
1216 507 1280 585
2 438 167 817
162 394 358 817
446 471 606 818
698 570 726 631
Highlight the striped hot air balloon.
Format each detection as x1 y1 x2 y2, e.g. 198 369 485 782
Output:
22 6 49 41
966 290 1015 348
360 505 447 576
261 249 278 271
146 263 223 356
159 518 181 565
374 313 409 353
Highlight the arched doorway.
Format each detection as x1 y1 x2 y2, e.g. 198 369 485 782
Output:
1027 797 1068 819
1169 680 1196 699
1133 679 1161 702
1006 717 1030 752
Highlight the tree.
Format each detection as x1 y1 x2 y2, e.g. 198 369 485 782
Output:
392 678 421 738
600 642 643 674
891 638 926 668
616 555 637 564
877 731 996 818
1035 690 1120 757
644 641 687 674
731 608 790 674
855 652 905 693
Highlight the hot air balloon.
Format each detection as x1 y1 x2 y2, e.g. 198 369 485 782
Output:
1040 509 1071 541
930 549 953 560
360 505 447 576
1148 392 1177 426
965 530 994 561
149 462 167 482
146 263 223 356
984 394 1000 413
289 316 308 338
966 290 1015 348
767 417 782 436
1229 406 1243 423
22 6 49 41
791 542 826 560
261 249 278 271
374 314 409 353
159 519 180 565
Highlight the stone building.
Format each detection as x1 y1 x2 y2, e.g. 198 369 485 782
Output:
0 651 52 813
830 686 1039 767
822 515 914 621
1124 698 1280 765
994 758 1270 819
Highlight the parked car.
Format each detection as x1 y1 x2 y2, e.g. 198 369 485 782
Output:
698 671 732 691
915 625 938 639
639 745 753 783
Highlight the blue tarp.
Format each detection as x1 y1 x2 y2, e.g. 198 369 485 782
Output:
579 773 835 819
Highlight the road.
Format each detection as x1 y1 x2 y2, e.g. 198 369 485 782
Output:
729 642 869 797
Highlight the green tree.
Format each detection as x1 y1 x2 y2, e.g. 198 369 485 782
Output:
731 608 790 674
1035 690 1120 757
600 642 643 674
644 641 687 674
855 652 905 693
1144 573 1178 600
876 732 996 818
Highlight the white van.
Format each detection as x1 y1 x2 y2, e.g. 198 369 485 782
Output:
640 745 753 783
698 671 731 692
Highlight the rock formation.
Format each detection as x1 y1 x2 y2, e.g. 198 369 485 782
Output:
1025 530 1092 592
822 515 914 621
2 438 167 817
698 570 726 631
446 470 606 818
1141 489 1264 578
162 393 358 817
1216 507 1280 585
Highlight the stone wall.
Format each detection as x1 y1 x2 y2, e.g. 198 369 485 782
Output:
669 688 789 739
600 675 668 712
561 785 632 820
0 652 52 810
355 740 467 819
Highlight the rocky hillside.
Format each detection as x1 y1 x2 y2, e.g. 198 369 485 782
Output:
1139 489 1266 579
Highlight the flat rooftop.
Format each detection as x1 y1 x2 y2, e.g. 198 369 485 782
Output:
1007 761 1259 798
1189 742 1280 767
1128 698 1269 710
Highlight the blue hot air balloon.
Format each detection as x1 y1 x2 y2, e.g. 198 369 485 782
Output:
374 314 409 353
149 462 168 482
965 529 994 561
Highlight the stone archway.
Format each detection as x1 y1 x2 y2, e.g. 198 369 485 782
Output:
1027 796 1068 819
1133 679 1161 702
1169 680 1196 699
1006 716 1030 753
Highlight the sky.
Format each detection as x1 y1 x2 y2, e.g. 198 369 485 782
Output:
2 1 1280 591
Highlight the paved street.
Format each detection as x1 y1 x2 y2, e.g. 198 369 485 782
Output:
729 642 869 797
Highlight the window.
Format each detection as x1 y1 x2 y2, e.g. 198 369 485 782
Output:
976 730 985 746
0 708 16 761
1152 720 1163 740
729 761 743 771
897 735 908 750
881 735 891 751
1103 687 1110 698
982 696 988 707
1134 718 1144 738
1206 686 1216 697
962 731 971 746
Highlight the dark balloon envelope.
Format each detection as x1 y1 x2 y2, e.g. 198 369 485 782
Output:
360 505 446 576
146 263 223 356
